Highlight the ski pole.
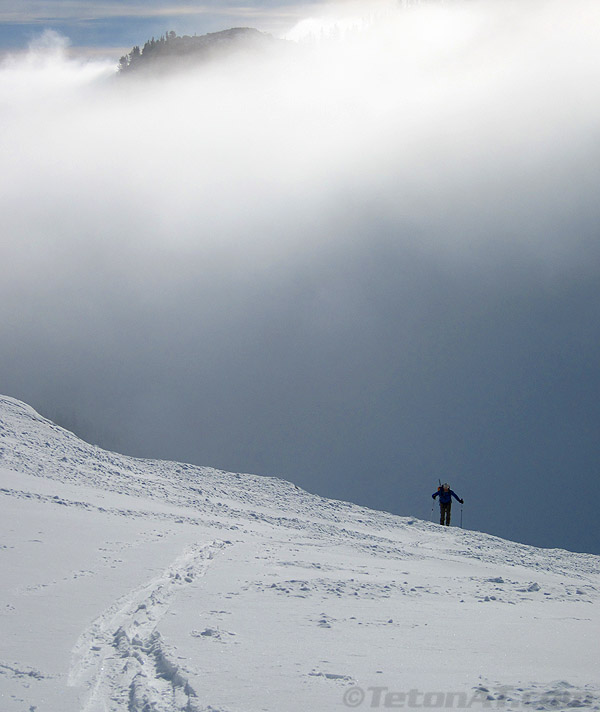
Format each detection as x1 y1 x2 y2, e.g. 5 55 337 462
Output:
460 503 463 528
433 478 441 522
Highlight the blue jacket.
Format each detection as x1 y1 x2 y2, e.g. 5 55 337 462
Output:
432 488 461 505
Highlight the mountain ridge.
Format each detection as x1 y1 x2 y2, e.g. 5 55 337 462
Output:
117 27 283 75
1 394 598 567
1 394 599 711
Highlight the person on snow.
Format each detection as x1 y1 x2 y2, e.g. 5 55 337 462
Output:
432 483 464 526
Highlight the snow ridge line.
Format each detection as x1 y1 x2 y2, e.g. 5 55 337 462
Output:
68 540 228 712
0 486 233 531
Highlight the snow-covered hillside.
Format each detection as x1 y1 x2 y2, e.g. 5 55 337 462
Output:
1 395 598 712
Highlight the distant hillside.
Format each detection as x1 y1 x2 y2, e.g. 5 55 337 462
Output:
118 27 281 75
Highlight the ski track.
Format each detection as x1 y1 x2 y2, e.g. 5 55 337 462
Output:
68 540 227 712
3 396 600 711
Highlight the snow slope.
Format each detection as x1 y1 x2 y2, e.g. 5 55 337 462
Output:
1 395 598 712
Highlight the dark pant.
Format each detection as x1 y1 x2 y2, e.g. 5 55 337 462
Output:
440 502 451 526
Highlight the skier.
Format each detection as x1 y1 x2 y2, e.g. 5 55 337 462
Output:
432 483 464 526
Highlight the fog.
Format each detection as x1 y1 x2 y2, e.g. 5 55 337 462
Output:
1 0 599 553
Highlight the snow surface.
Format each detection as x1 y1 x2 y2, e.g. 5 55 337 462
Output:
0 394 598 712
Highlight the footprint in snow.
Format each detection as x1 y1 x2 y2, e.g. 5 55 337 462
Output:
191 628 236 641
309 670 354 683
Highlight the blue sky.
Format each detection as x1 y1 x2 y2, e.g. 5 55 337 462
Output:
0 1 311 53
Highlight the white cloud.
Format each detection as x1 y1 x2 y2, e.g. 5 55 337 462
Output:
0 1 599 538
1 1 598 279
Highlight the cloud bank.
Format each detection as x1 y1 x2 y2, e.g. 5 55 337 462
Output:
1 0 599 553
